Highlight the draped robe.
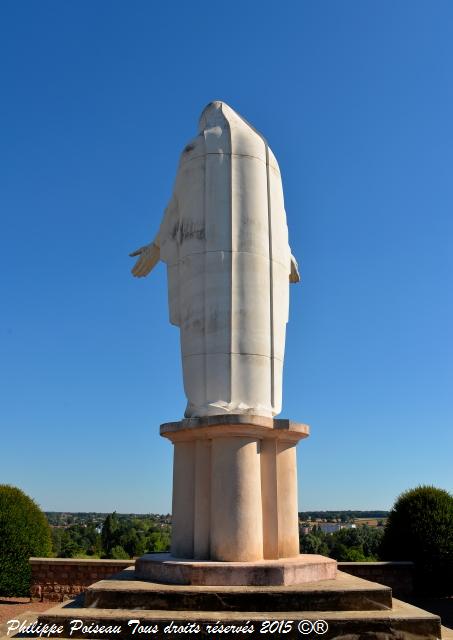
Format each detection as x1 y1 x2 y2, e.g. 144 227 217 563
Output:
155 102 293 418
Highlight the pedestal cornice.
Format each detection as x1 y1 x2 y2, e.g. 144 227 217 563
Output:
160 414 310 444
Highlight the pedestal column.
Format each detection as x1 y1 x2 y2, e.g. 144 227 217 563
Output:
161 415 309 562
276 441 300 557
210 436 263 561
193 439 211 559
171 441 195 558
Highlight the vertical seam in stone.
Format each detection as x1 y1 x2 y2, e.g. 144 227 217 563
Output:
274 438 279 558
276 439 282 557
207 438 212 556
190 441 196 556
225 105 233 405
209 436 214 558
202 130 208 406
265 143 275 408
198 131 208 552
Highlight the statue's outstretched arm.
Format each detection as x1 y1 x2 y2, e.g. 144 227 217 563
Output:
130 195 178 278
289 253 300 283
129 242 161 278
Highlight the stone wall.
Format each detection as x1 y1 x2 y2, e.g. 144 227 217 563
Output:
338 561 414 597
30 558 133 602
30 558 415 602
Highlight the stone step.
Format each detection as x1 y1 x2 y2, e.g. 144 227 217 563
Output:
33 598 442 639
84 569 392 612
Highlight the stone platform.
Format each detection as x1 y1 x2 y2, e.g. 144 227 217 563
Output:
85 566 390 610
30 567 442 639
135 552 336 586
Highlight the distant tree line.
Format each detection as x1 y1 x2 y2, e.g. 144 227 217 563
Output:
3 485 450 598
298 511 388 522
46 511 170 527
50 512 170 559
45 490 452 597
300 525 384 561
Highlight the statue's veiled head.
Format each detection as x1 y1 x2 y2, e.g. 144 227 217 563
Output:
198 101 228 132
198 101 267 149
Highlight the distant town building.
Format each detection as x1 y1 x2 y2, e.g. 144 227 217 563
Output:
319 523 357 534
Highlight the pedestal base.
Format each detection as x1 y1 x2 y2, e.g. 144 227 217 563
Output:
135 553 337 586
33 568 442 639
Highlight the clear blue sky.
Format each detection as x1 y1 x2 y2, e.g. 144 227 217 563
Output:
1 1 452 514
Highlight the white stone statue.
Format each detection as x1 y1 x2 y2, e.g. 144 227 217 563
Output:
131 101 299 418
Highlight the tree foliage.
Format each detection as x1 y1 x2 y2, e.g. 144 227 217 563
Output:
299 511 388 522
101 512 119 556
55 523 102 558
300 525 384 562
380 485 453 595
52 512 171 559
300 532 329 556
0 485 52 596
98 512 170 559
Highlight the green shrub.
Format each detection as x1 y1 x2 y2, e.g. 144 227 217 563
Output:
300 532 329 556
380 485 453 595
110 545 129 559
0 485 52 596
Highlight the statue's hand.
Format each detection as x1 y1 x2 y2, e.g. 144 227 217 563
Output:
129 242 161 278
289 253 300 283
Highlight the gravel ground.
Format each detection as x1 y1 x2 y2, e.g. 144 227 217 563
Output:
0 598 54 625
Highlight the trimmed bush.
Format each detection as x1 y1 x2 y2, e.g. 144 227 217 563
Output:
381 485 453 595
0 485 52 596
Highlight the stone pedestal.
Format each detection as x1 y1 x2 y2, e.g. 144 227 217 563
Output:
34 568 442 639
135 553 337 586
160 415 309 563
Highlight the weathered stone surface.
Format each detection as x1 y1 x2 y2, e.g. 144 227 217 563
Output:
339 560 415 598
29 558 132 602
34 597 442 639
28 557 419 602
135 553 337 586
85 568 391 611
130 101 300 419
161 416 309 562
29 568 443 640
